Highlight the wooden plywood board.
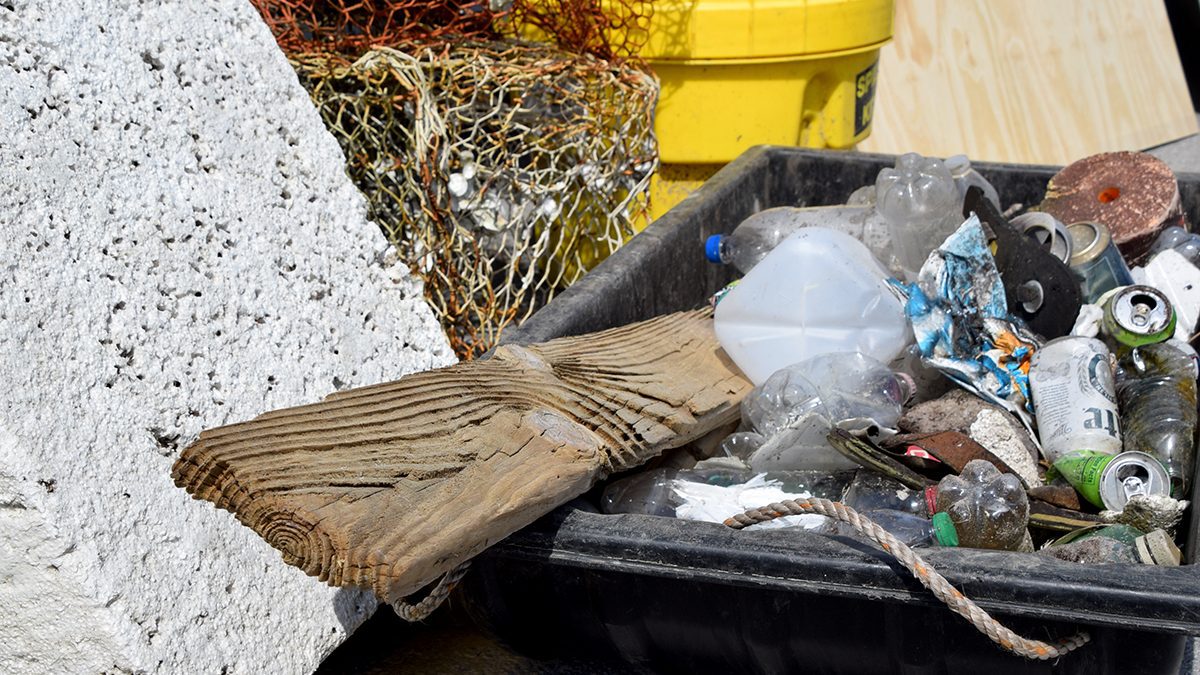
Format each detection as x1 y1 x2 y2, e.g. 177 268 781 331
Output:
859 0 1198 165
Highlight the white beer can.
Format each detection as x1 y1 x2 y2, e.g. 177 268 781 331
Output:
1029 336 1122 463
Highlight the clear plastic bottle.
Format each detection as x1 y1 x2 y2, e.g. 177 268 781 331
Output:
1148 226 1200 265
842 470 935 518
731 352 914 472
944 154 1001 213
846 184 877 207
830 509 959 548
1116 341 1198 497
713 227 913 384
601 468 686 516
875 152 964 275
934 460 1029 551
704 206 894 275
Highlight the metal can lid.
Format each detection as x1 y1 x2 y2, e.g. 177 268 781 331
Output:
1099 452 1172 511
1067 221 1111 266
1104 285 1175 341
932 512 959 547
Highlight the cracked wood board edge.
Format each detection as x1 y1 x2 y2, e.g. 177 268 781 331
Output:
172 309 752 602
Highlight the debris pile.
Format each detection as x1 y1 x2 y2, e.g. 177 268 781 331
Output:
607 150 1197 570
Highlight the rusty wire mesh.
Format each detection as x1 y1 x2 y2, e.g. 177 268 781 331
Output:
251 1 658 359
294 43 657 358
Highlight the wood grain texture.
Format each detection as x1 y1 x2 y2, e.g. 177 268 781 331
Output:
172 309 751 602
859 0 1198 164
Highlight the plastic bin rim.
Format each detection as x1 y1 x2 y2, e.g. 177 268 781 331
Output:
643 37 891 65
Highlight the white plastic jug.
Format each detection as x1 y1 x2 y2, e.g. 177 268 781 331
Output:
714 227 912 385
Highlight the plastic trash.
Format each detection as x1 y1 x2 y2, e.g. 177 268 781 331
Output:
728 353 913 472
894 215 1040 426
1147 225 1200 265
945 154 1001 213
601 468 854 529
704 206 895 275
602 468 691 517
842 470 935 517
875 152 964 275
713 227 912 385
830 509 958 548
1131 250 1200 341
846 184 876 207
1116 341 1199 498
935 460 1030 551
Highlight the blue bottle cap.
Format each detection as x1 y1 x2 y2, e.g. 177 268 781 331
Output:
705 234 725 263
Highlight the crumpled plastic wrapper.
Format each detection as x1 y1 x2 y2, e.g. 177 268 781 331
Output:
890 215 1042 428
672 474 830 531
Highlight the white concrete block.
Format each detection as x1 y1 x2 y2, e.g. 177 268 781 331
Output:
0 0 456 673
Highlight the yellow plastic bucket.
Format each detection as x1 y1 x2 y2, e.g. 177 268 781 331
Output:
641 0 895 219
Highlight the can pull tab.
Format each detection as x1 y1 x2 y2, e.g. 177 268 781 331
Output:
1117 462 1152 500
1121 474 1149 500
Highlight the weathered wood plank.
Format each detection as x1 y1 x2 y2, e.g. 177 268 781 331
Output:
172 309 751 602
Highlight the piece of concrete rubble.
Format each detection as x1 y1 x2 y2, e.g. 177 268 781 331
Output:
0 1 455 673
1102 495 1189 536
900 389 1042 486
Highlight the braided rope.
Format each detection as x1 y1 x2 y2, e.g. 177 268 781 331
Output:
391 561 472 622
724 498 1091 661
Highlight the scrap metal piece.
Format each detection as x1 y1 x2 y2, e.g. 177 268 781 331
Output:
826 428 935 490
965 185 1083 340
883 430 1030 488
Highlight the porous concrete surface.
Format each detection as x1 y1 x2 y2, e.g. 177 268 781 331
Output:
0 1 455 673
899 389 1041 476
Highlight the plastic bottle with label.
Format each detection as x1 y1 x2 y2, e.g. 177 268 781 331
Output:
1116 340 1198 497
945 154 1001 213
729 352 914 472
704 206 894 275
875 153 964 275
934 460 1030 551
713 227 913 385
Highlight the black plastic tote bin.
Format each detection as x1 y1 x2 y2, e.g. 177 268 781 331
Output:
460 147 1200 674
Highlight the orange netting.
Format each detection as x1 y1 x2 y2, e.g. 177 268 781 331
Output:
251 0 651 60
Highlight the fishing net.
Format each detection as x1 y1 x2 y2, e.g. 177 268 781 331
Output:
293 44 656 358
252 1 658 359
253 0 652 60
